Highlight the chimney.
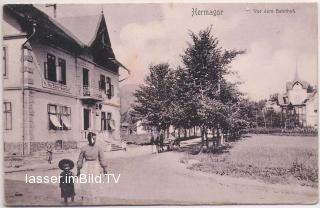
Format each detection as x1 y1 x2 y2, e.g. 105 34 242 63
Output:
45 4 57 18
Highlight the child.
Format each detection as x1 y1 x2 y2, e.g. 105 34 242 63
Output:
121 140 127 151
46 144 53 164
58 159 75 204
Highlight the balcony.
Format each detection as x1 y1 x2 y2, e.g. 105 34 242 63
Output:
80 85 105 103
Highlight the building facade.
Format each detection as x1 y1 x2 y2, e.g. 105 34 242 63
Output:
3 5 125 155
274 71 318 128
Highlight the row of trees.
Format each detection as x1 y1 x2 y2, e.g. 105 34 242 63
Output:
132 27 254 150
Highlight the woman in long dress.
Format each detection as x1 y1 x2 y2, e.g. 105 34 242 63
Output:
76 132 107 202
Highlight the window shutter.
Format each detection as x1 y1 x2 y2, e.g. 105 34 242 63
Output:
44 62 48 79
111 85 114 97
56 65 62 82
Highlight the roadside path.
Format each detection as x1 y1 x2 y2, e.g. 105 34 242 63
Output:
4 140 318 205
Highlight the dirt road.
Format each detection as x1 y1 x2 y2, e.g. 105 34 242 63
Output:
4 145 318 206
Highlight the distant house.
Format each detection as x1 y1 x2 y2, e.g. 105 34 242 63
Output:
272 70 318 128
120 108 137 136
120 108 151 138
3 5 127 155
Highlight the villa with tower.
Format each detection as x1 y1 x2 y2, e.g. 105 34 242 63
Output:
267 70 318 129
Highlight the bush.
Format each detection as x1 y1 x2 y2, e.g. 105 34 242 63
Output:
244 127 317 136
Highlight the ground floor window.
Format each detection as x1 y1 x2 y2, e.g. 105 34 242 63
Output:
107 112 116 131
48 104 71 130
3 102 12 130
101 111 107 131
101 112 115 131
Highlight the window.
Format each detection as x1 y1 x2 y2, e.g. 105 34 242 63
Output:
61 106 71 130
106 77 114 99
44 54 67 84
45 53 56 82
101 111 107 131
99 75 106 92
48 104 71 130
3 102 12 130
3 46 7 77
58 58 66 85
107 112 115 131
101 112 115 131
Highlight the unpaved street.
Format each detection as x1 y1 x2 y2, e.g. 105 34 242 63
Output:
5 143 318 206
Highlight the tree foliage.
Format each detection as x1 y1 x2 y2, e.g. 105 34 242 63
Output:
132 63 174 131
132 27 248 146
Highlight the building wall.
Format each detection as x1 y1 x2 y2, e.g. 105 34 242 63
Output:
30 91 80 152
3 9 121 155
306 93 318 127
287 83 308 105
3 14 27 155
3 90 24 154
29 41 78 96
3 38 25 87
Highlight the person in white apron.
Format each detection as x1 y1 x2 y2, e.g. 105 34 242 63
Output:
76 132 108 203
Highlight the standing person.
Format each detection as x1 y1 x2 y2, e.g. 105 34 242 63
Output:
150 131 155 154
121 139 127 151
155 131 160 154
58 159 75 204
46 143 53 164
159 131 165 152
76 132 108 201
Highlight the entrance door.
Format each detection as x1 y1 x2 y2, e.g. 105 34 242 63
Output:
83 68 89 96
83 109 90 130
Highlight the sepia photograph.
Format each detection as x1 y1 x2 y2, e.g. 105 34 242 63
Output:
1 2 318 206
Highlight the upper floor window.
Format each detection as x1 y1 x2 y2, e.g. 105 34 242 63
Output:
3 102 12 130
106 77 114 99
58 58 66 85
99 74 106 92
3 46 7 77
44 53 66 85
48 104 71 130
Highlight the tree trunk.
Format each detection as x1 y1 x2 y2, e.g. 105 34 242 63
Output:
178 128 181 139
201 127 205 147
217 127 221 146
184 128 187 138
194 126 196 136
205 128 209 149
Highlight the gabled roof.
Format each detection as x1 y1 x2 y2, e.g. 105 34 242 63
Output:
4 4 82 48
5 4 130 75
286 69 309 91
56 14 106 47
286 80 309 91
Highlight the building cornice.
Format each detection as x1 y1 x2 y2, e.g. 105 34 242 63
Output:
4 86 121 108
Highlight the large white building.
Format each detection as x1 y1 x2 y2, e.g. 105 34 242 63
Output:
276 70 317 128
3 5 127 155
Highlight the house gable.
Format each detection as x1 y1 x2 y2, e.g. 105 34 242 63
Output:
90 14 118 73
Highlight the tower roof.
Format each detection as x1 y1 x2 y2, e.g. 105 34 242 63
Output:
286 68 309 91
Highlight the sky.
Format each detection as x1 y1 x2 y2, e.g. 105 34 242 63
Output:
37 3 318 101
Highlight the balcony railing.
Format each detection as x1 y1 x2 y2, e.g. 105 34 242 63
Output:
81 85 104 101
